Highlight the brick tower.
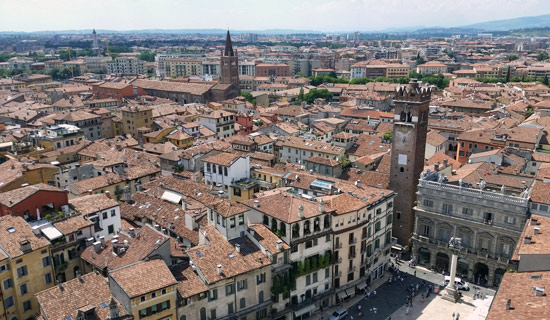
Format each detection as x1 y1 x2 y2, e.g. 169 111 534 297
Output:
220 30 239 86
389 79 431 245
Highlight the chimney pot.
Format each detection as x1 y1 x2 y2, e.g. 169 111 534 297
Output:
276 240 283 250
217 264 222 275
235 244 241 253
105 191 111 198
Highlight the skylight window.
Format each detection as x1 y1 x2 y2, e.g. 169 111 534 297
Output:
6 227 15 233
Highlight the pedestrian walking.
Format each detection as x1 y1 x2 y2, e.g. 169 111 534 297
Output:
374 290 377 295
456 312 460 320
414 270 417 277
452 312 455 319
406 306 410 315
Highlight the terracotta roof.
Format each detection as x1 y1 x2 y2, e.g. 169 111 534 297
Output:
35 272 130 320
71 173 124 194
166 130 191 140
426 152 461 171
249 224 289 254
61 110 100 122
202 151 242 166
110 259 177 298
132 79 213 96
53 214 94 235
277 136 344 156
0 215 50 258
187 226 271 284
426 130 447 146
121 192 200 244
0 183 65 207
170 262 208 298
80 224 170 271
243 192 328 223
69 194 119 215
530 180 550 205
486 270 550 320
305 156 341 167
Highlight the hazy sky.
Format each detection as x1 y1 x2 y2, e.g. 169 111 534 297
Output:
1 0 549 32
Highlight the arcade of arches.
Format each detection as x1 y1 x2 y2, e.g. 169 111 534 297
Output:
415 246 508 287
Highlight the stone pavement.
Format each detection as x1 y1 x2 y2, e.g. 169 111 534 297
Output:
309 259 494 320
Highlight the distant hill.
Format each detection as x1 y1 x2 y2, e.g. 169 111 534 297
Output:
459 14 550 31
0 28 323 35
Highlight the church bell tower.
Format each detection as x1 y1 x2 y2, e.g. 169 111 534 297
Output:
220 30 239 86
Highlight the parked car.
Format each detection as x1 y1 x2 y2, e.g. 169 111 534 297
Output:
329 307 349 320
444 276 470 290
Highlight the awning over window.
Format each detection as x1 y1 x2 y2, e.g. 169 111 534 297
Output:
294 304 316 317
336 290 348 300
161 190 182 204
357 282 368 290
345 288 355 298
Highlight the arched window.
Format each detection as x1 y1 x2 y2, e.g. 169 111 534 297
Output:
314 217 321 232
240 297 246 309
263 215 269 225
304 220 311 235
180 316 186 320
292 224 300 238
200 308 206 320
279 221 286 236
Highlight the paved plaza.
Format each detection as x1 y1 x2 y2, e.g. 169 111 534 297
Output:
311 258 494 320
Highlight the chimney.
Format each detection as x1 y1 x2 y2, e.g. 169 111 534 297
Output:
88 189 93 195
276 240 283 250
76 270 83 282
108 298 119 319
254 200 260 208
235 244 240 253
535 287 545 297
128 227 135 237
319 199 325 213
57 280 63 291
86 237 95 247
377 184 382 189
524 236 532 244
111 239 119 254
217 264 222 275
105 191 111 199
443 159 448 166
93 241 101 253
298 204 304 219
506 299 511 310
514 169 518 175
355 180 361 188
434 162 440 171
99 236 105 248
20 240 31 253
531 218 538 226
534 227 541 235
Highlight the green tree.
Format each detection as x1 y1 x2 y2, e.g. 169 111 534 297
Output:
383 132 393 142
328 71 338 78
138 50 156 62
537 51 549 61
298 87 304 102
146 66 154 78
303 89 333 104
543 75 549 86
505 66 511 83
241 91 256 105
507 54 518 61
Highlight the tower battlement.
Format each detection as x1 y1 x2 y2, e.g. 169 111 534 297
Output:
395 79 432 102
